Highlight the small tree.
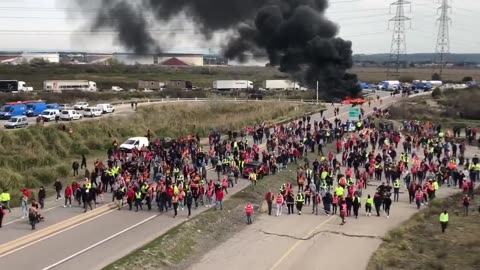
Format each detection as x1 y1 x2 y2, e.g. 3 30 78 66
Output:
432 88 442 98
431 73 442 80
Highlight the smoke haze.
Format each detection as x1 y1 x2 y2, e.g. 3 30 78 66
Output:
72 0 361 97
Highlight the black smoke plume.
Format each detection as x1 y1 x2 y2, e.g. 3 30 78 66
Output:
73 0 361 98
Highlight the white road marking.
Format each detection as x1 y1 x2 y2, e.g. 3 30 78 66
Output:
3 205 61 226
41 214 159 270
0 209 116 258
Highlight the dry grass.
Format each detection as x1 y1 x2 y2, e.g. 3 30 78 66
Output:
368 189 480 270
0 102 319 205
388 87 480 128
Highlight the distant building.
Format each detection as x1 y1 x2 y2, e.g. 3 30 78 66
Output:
138 80 165 90
114 53 204 66
203 54 228 66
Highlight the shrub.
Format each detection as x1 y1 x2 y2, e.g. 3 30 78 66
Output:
432 88 442 98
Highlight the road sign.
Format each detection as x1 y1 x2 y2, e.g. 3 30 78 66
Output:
348 107 360 120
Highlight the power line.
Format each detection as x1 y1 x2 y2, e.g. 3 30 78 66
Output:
387 0 411 79
433 0 451 76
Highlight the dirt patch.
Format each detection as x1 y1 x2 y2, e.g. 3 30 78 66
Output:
368 188 480 270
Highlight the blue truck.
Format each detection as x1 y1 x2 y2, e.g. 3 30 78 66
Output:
25 100 47 117
46 103 60 110
0 102 27 119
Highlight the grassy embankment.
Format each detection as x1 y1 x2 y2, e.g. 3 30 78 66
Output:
388 87 480 129
104 138 335 270
368 188 480 270
0 102 321 205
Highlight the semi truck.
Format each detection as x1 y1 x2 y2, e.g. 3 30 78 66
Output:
263 80 302 90
0 80 33 92
213 80 253 91
43 80 97 92
377 80 400 90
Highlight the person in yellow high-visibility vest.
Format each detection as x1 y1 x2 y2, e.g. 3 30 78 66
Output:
249 171 257 186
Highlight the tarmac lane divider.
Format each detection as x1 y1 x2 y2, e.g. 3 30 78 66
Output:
0 202 117 257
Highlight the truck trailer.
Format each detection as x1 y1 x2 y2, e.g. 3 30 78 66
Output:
263 80 302 90
43 80 97 92
0 80 33 92
213 80 253 91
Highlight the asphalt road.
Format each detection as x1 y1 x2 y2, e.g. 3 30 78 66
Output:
0 91 397 270
188 96 476 270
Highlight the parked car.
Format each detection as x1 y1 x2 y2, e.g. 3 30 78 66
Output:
242 161 270 179
120 137 150 151
59 104 72 112
4 115 28 129
73 102 89 110
96 103 115 114
39 109 60 122
60 110 83 121
83 107 102 117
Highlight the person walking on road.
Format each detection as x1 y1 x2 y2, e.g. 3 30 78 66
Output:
323 191 332 216
134 188 143 212
276 192 284 216
64 184 73 208
81 154 87 169
286 191 295 215
295 191 305 215
383 193 392 218
312 192 321 215
114 185 125 210
172 193 179 218
462 195 470 216
0 190 11 213
373 192 383 217
82 185 94 213
365 194 373 216
186 190 193 218
339 197 347 225
54 179 62 201
439 210 449 233
0 204 4 228
393 178 401 202
21 192 29 218
265 190 274 215
245 202 254 225
38 186 46 209
352 194 361 219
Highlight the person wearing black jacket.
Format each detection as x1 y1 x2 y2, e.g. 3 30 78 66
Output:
54 179 62 201
82 185 93 213
323 191 332 215
185 191 193 218
286 191 295 215
38 186 46 209
373 192 383 217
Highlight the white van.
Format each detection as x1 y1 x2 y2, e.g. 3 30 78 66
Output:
120 137 149 151
96 104 115 114
83 107 102 117
60 110 83 121
40 109 60 122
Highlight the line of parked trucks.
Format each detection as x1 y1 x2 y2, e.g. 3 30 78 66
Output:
0 79 311 92
1 100 115 129
360 79 478 92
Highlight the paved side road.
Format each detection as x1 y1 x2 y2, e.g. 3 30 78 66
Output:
188 98 477 270
0 92 395 270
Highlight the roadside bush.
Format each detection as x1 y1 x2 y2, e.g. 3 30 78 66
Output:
432 88 442 98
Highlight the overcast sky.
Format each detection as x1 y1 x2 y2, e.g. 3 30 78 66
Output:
0 0 478 54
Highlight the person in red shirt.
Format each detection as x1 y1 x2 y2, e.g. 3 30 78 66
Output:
126 187 135 211
215 186 224 210
64 184 73 208
244 202 254 224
